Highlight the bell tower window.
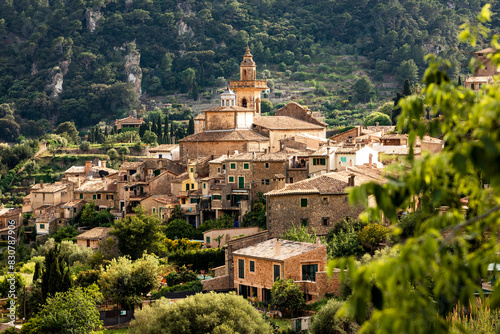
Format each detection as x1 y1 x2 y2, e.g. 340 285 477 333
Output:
242 98 248 108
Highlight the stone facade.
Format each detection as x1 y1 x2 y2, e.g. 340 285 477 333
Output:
276 102 327 128
179 136 269 161
267 193 363 237
201 275 230 291
203 227 260 248
330 126 362 143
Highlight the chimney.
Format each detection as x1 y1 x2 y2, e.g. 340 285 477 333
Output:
275 240 281 255
102 160 107 168
40 180 44 189
85 160 92 175
349 159 353 167
315 237 322 246
326 148 331 173
369 154 373 168
348 174 355 187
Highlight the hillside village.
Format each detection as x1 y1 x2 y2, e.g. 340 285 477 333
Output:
0 44 498 333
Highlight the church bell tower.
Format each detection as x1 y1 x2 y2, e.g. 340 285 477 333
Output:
230 46 268 115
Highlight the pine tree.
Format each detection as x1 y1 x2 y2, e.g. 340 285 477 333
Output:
104 126 108 136
458 76 462 86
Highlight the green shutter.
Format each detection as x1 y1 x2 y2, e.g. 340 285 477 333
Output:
231 163 236 169
79 194 83 199
244 163 249 169
301 198 307 207
313 159 317 165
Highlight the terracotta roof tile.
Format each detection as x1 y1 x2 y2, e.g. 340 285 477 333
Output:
179 130 269 142
233 238 325 261
120 161 143 170
149 144 179 153
75 227 111 240
31 183 68 193
253 116 325 130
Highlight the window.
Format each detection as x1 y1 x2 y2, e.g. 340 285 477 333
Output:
230 163 236 170
250 261 255 272
107 195 114 200
265 179 270 185
203 183 206 189
340 157 347 163
40 224 45 229
222 164 226 170
190 167 194 173
153 208 156 214
243 163 249 170
226 194 231 201
289 177 294 183
97 194 101 199
43 194 45 201
300 198 308 207
185 184 190 191
191 183 194 189
471 83 475 90
79 194 83 199
322 217 329 226
265 163 269 168
479 83 483 89
345 196 349 202
273 264 280 281
218 167 221 173
322 197 328 204
313 158 326 165
213 195 221 200
302 219 308 227
206 236 210 243
302 264 318 281
238 259 245 279
93 194 96 200
229 176 235 183
73 208 77 213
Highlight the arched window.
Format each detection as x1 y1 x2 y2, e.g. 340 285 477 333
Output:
242 98 248 108
243 70 247 80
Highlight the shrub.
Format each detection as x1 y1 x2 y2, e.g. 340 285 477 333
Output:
165 265 197 286
151 280 203 299
358 223 389 255
168 248 225 271
165 219 195 240
271 279 305 317
328 228 365 258
310 299 359 334
118 146 130 156
107 148 118 160
79 141 90 152
129 292 272 334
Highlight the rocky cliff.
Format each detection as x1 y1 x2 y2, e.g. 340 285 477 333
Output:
124 48 142 97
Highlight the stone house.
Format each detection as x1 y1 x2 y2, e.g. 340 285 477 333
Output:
265 167 384 237
63 160 117 184
0 207 22 240
203 226 260 248
233 238 340 302
148 144 180 160
28 181 73 213
138 196 179 221
76 227 111 249
60 199 86 221
74 179 118 210
114 115 144 132
464 48 498 91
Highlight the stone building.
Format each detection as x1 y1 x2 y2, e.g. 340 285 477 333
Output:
464 48 498 91
203 226 260 248
114 115 144 132
148 144 180 160
76 227 111 249
74 179 118 210
233 238 340 302
265 167 384 237
0 207 22 240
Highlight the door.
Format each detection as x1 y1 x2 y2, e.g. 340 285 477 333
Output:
238 177 245 189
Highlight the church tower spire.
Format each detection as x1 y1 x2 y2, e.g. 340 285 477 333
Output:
230 46 268 115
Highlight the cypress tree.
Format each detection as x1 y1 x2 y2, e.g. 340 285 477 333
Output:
41 245 72 301
403 79 411 96
156 114 163 138
188 116 194 135
192 82 199 101
151 117 157 135
164 115 170 144
458 76 462 86
104 126 108 136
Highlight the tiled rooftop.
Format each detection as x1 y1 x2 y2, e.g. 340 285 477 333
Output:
75 227 111 240
76 179 117 192
120 161 143 170
253 116 325 130
179 130 269 142
204 106 254 112
31 182 67 193
149 144 179 152
233 238 325 261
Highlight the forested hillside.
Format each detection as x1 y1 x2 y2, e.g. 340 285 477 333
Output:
0 0 497 139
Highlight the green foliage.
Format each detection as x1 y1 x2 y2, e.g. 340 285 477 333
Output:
40 245 72 302
358 223 389 254
242 192 266 228
261 99 273 113
20 287 103 334
142 130 157 145
76 202 114 228
396 59 419 85
197 214 234 233
117 146 130 156
0 273 26 298
310 299 359 334
271 279 305 317
129 292 273 334
168 248 225 272
330 14 500 332
54 121 79 144
151 280 203 298
165 219 195 240
98 254 159 308
110 206 164 260
364 111 392 126
79 141 90 152
353 76 374 103
52 226 79 243
376 101 394 118
327 228 365 259
107 148 118 160
163 238 202 253
165 265 197 286
281 224 323 244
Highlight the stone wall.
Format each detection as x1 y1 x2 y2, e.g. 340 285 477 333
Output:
330 127 361 143
180 141 249 161
226 231 270 288
202 275 230 291
268 129 325 152
252 161 288 197
276 102 327 127
280 137 307 151
316 269 341 298
213 265 227 277
267 193 365 237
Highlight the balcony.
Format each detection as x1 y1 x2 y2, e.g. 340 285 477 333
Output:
181 204 199 215
229 80 268 89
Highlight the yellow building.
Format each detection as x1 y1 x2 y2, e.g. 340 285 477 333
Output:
230 46 268 114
